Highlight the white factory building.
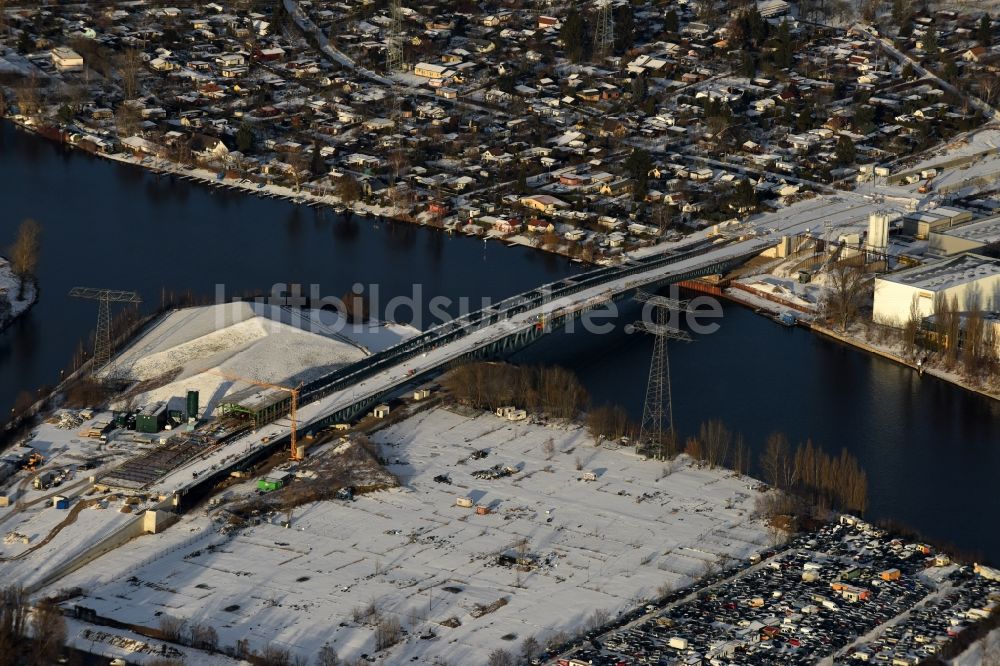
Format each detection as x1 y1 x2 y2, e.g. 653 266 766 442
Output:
873 253 1000 325
50 46 84 72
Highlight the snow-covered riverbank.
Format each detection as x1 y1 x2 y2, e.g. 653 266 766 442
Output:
0 256 37 330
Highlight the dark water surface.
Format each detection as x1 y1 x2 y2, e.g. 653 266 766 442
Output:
2 122 999 562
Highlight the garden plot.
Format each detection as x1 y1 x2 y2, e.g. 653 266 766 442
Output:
54 407 770 664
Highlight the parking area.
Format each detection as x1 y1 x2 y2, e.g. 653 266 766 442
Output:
557 518 1000 665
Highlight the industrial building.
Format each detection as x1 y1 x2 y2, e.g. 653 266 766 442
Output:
901 207 974 240
873 254 1000 324
928 215 1000 257
218 386 293 430
50 46 84 72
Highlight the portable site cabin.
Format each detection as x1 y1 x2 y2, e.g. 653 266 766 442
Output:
258 472 292 492
372 404 391 419
136 402 169 433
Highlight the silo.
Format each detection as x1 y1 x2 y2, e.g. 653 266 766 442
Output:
186 390 200 421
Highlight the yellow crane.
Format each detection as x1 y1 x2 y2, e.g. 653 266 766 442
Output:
207 369 304 461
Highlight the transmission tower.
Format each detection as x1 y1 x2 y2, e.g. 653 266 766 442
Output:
386 0 405 74
593 0 614 60
633 292 691 460
69 287 142 377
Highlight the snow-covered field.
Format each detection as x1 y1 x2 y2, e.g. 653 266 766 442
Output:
53 407 771 664
109 302 419 416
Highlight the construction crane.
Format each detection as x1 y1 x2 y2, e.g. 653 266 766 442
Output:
207 369 304 461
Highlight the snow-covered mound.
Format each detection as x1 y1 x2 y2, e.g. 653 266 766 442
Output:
109 302 420 417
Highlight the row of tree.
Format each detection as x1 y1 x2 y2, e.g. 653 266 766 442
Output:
759 433 869 514
0 587 65 666
442 362 589 420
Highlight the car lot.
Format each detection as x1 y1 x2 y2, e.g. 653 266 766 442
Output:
554 518 1000 665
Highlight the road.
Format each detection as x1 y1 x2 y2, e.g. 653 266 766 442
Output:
853 24 1000 123
141 194 891 498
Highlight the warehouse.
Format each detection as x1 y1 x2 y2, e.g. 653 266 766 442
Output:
901 207 973 240
928 215 1000 256
873 254 1000 324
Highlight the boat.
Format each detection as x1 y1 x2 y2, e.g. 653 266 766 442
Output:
774 312 797 327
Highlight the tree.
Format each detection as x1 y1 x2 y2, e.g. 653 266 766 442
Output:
587 404 632 442
900 62 914 81
520 635 541 661
14 74 40 119
315 644 340 666
514 165 527 194
8 218 40 299
835 135 856 165
664 8 679 35
823 262 867 332
978 14 992 48
942 56 958 84
560 5 587 63
374 616 401 650
543 436 556 460
236 122 254 153
699 420 732 469
0 586 28 666
189 622 218 651
923 25 938 59
760 432 792 490
623 148 652 201
119 48 142 100
30 600 66 666
311 139 325 176
337 175 361 204
487 649 515 666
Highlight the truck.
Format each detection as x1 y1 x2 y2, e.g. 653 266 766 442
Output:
33 470 56 490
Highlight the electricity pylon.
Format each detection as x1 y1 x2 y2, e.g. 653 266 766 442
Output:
386 0 405 74
594 0 614 60
634 292 691 460
69 287 142 376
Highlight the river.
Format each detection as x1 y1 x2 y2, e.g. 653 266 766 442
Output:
2 122 999 563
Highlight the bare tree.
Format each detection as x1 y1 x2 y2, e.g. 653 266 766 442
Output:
114 102 142 137
119 48 143 100
8 218 40 299
487 649 515 666
823 262 868 332
699 420 732 469
760 432 793 490
260 643 292 666
13 74 40 120
374 616 401 650
542 437 555 460
189 622 218 651
29 600 66 666
0 586 28 666
520 635 541 661
315 645 340 666
158 615 186 642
